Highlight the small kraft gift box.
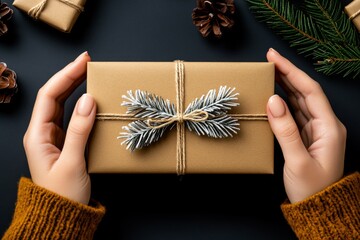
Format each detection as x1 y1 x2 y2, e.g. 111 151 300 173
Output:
87 61 274 175
345 0 360 32
13 0 86 32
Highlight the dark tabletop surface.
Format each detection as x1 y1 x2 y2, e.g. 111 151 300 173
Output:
1 0 359 239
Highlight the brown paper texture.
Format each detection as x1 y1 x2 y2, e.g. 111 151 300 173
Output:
87 62 274 174
13 0 86 32
345 0 360 32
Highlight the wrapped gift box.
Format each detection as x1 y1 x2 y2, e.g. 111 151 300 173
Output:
13 0 86 32
345 0 360 32
87 62 274 174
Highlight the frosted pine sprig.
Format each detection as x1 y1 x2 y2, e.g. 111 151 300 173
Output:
119 86 240 151
184 86 239 117
119 120 171 151
122 90 176 119
185 115 239 138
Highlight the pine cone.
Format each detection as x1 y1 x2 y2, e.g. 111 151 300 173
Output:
0 62 18 103
0 1 13 36
192 0 235 38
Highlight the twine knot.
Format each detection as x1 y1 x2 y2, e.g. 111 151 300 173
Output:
147 110 209 129
28 0 84 19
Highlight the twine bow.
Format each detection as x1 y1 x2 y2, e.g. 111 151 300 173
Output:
28 0 84 19
96 61 268 175
147 109 209 129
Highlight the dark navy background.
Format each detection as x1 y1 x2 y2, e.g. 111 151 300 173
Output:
1 0 359 239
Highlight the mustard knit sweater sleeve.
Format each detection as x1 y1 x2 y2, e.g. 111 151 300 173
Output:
2 177 105 240
281 172 360 239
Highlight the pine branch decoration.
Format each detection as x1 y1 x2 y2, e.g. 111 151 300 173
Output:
304 0 358 45
315 43 360 77
184 86 239 117
119 121 171 151
248 0 324 55
119 86 240 151
121 90 176 119
247 0 360 78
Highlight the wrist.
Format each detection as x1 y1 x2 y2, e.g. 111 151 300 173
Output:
3 177 105 239
281 172 360 239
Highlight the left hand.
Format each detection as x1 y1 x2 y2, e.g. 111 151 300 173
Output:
23 52 96 205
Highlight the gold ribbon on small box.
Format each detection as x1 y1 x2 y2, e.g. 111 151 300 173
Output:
349 9 360 21
345 0 360 32
348 0 360 21
96 61 268 175
28 0 84 19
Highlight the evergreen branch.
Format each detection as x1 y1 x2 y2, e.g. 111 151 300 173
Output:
247 0 360 78
304 0 359 45
184 86 239 117
118 120 172 151
185 115 240 138
121 90 176 118
315 43 360 78
247 0 324 55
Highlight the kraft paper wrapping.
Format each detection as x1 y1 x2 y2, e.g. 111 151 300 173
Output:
87 62 274 174
345 0 360 32
13 0 86 32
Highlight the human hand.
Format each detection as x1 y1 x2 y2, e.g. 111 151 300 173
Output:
23 52 96 205
266 48 346 203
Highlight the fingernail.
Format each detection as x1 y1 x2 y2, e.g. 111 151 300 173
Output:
268 95 286 118
269 48 279 54
77 94 94 116
75 51 89 62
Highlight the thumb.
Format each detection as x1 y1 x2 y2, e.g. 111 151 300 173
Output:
267 95 309 165
62 94 96 161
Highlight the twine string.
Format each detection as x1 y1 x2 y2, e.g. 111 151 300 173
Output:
96 113 140 121
349 9 360 20
95 61 268 175
59 0 84 12
175 60 186 176
96 113 268 122
228 113 268 121
28 0 84 19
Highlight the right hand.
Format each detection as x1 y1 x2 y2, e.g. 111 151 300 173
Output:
266 48 347 203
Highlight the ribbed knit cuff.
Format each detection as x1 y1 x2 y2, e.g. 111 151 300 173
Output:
2 177 105 240
281 172 360 240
